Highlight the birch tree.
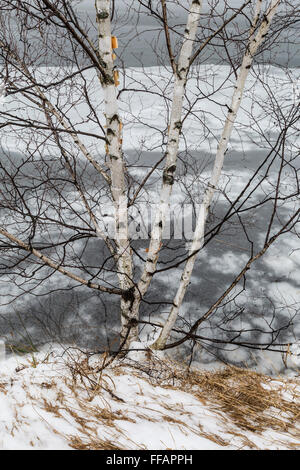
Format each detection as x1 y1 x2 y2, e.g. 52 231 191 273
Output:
0 0 298 359
152 0 281 349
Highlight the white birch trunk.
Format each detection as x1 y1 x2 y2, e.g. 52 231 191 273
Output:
130 0 203 320
152 0 280 350
96 0 137 345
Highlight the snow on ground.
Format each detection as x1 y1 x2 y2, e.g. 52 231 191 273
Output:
0 345 299 450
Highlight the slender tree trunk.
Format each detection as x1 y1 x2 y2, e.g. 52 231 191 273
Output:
152 0 280 350
130 0 203 321
96 0 137 345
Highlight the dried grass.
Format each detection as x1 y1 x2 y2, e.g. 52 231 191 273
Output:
120 354 300 445
182 366 300 436
18 350 300 450
69 436 125 450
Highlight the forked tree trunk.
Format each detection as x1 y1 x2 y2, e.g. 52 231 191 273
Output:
152 0 280 350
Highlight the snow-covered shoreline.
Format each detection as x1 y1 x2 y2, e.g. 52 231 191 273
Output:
0 345 299 450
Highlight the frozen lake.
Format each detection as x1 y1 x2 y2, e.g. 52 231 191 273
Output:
0 51 299 372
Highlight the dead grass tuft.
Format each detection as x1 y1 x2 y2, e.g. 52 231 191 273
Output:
184 366 300 435
0 382 8 394
124 355 300 441
69 436 125 450
42 399 62 418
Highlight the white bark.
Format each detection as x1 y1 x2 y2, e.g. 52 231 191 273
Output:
96 0 137 344
152 0 280 350
131 0 203 319
0 81 5 105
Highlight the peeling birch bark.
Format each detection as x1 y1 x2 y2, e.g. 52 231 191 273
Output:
96 0 137 345
152 0 281 350
131 0 203 319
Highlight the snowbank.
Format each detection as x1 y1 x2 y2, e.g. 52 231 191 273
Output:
0 346 298 450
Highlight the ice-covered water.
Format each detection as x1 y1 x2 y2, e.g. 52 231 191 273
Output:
0 63 299 375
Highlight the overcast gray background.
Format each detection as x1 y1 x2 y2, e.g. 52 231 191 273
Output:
75 0 299 68
2 0 298 67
